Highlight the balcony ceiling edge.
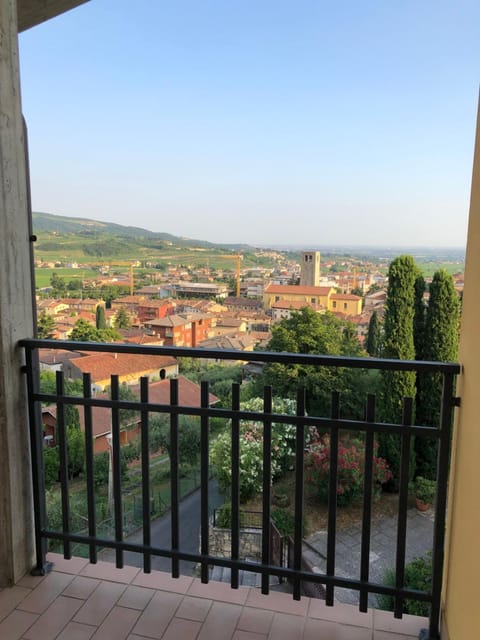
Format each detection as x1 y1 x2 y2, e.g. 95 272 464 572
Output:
17 0 90 32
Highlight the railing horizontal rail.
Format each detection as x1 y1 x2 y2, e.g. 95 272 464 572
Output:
20 338 461 374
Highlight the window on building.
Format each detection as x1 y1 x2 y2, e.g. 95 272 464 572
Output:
332 301 337 308
344 303 348 310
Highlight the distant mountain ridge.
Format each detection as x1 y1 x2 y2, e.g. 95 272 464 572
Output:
32 211 251 251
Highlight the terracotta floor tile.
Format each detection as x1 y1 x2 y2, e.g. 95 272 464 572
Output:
74 580 127 626
307 599 373 628
197 601 242 640
48 553 90 575
132 569 193 594
117 585 155 610
62 576 100 600
232 631 268 640
175 595 213 621
90 605 141 639
132 590 182 639
16 574 46 589
236 607 274 635
0 609 38 640
23 594 84 640
373 609 428 637
187 578 250 605
268 612 305 640
162 617 202 640
374 633 415 640
56 621 97 640
17 571 74 614
304 617 371 640
80 560 140 584
0 586 31 622
245 589 308 616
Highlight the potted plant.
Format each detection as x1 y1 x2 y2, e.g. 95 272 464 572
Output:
414 477 436 511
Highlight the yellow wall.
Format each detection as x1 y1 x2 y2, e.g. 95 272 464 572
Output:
328 297 362 316
263 290 330 309
442 100 480 639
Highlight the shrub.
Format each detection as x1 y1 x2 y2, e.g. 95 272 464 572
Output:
414 476 436 504
305 434 391 506
271 508 296 537
377 553 432 616
210 397 299 502
215 502 246 529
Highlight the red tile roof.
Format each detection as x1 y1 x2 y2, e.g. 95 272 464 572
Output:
131 375 218 408
330 293 362 301
70 353 178 382
264 284 333 295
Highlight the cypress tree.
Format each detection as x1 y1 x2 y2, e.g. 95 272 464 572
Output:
366 310 381 356
415 270 460 478
379 255 418 487
96 305 107 330
413 274 426 361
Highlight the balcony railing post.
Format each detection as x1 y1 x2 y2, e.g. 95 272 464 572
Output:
24 346 51 575
428 372 456 640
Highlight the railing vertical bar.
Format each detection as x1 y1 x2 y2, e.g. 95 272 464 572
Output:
56 371 71 559
261 386 273 595
82 373 97 564
110 376 124 569
326 391 340 606
230 383 241 589
140 377 151 574
25 346 50 575
359 394 375 612
170 378 180 578
200 380 210 583
429 372 456 640
394 396 414 618
293 388 306 601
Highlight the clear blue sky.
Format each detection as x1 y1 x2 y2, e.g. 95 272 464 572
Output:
18 0 480 248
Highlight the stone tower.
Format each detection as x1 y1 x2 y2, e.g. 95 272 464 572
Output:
300 251 320 286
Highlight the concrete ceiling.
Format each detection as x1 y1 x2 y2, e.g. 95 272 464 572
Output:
17 0 90 32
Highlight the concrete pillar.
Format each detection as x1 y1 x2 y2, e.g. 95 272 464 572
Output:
442 98 480 638
0 0 36 585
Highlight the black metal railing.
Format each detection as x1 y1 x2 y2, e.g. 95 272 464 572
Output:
20 338 460 640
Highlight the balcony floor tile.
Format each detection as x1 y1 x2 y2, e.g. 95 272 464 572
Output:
3 557 429 640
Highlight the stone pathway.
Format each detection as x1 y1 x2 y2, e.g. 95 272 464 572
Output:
303 506 435 605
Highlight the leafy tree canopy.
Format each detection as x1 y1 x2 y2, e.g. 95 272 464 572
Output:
37 311 56 339
260 308 370 418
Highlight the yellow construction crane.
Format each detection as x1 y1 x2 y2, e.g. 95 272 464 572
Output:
219 254 243 297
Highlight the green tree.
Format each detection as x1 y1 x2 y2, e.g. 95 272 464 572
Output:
44 446 60 489
415 270 460 478
366 310 381 357
96 305 107 329
261 307 369 418
66 425 86 479
150 414 201 468
413 274 426 360
70 318 120 342
114 306 131 329
37 311 56 339
70 318 101 341
50 272 66 296
380 255 418 487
